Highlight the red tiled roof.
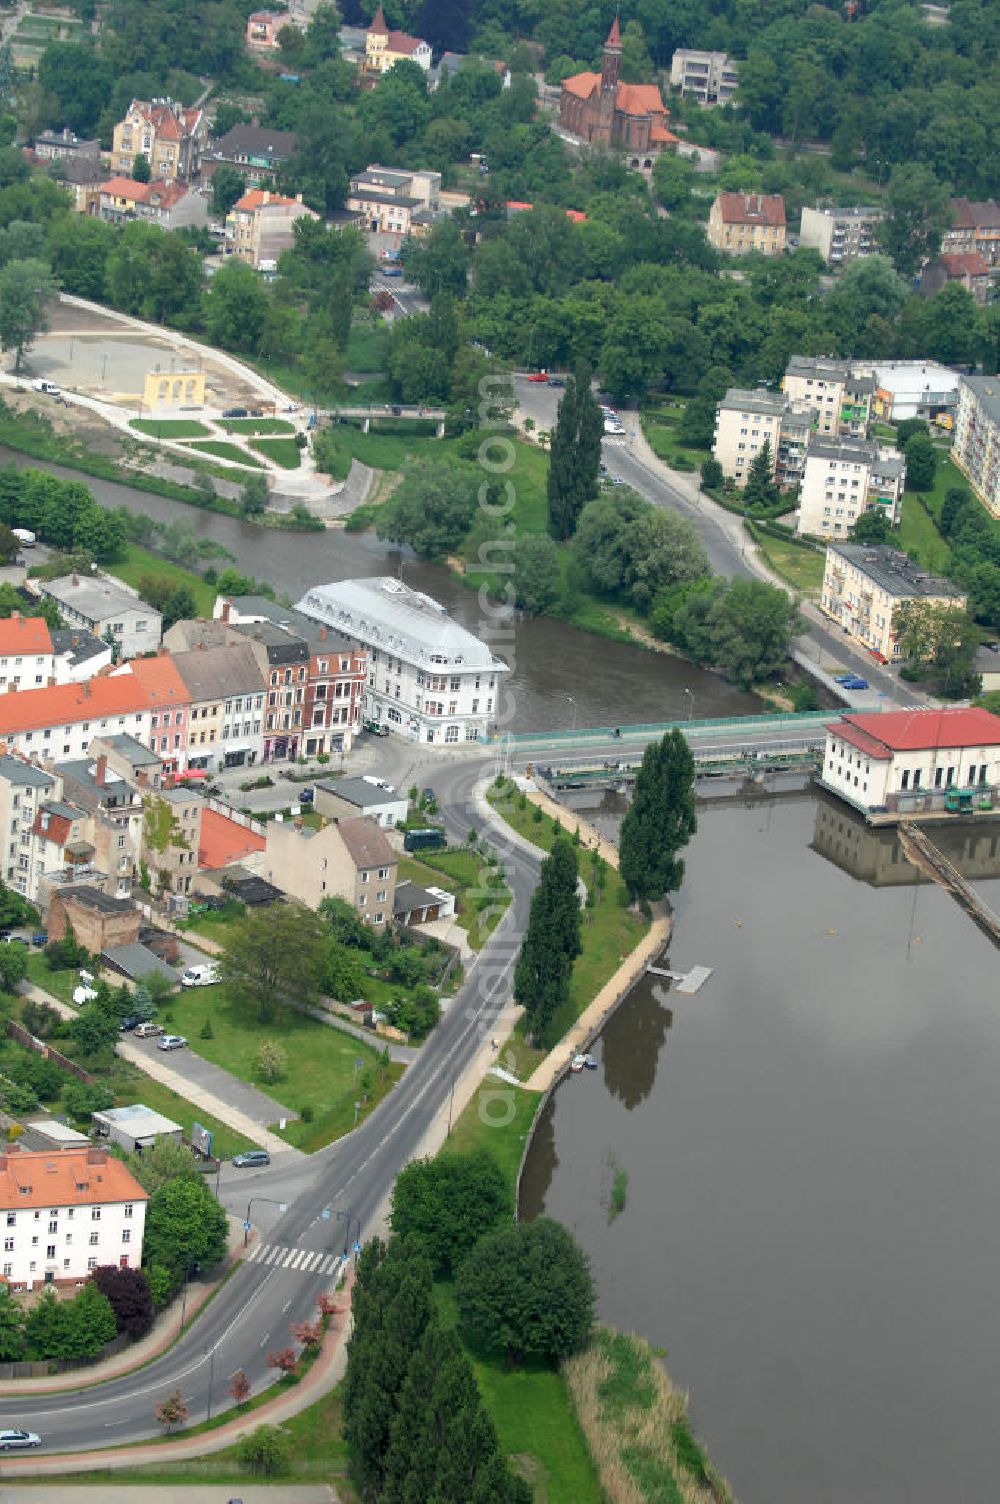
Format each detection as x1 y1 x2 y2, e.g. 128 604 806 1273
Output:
833 722 893 761
606 14 621 46
0 1146 148 1211
716 191 786 227
650 124 679 145
232 188 303 212
0 673 155 737
561 70 600 102
369 3 387 34
32 810 74 845
386 29 425 53
198 806 266 869
0 616 52 656
100 176 147 199
124 654 189 707
836 708 1000 755
938 252 991 278
950 197 1000 231
616 82 666 117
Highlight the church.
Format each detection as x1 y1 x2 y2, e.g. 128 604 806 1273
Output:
559 18 676 162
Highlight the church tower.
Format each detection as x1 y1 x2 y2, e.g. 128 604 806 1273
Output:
595 15 621 144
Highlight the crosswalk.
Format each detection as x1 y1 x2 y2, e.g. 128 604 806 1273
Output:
245 1243 346 1277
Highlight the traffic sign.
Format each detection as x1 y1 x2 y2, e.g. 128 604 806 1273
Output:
243 1219 251 1231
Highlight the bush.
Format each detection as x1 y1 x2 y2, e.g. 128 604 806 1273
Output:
238 1425 289 1476
255 1040 287 1083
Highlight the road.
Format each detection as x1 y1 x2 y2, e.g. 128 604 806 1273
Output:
0 756 540 1457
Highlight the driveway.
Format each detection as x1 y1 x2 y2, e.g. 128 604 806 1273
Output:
124 1034 297 1130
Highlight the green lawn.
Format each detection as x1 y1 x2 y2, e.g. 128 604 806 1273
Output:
640 401 708 473
251 436 301 469
26 952 80 1006
152 984 404 1151
184 440 265 468
130 418 212 439
220 417 296 435
398 845 511 950
909 452 966 524
346 320 391 374
898 494 953 572
753 530 826 596
109 542 218 616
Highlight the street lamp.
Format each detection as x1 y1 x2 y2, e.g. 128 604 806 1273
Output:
566 694 578 731
244 1195 287 1247
683 687 695 722
335 1209 362 1261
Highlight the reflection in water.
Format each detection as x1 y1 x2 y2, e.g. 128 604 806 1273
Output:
601 982 673 1110
812 790 1000 887
519 1095 556 1218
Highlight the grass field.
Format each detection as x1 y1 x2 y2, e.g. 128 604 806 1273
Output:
220 417 296 435
898 493 953 572
152 984 403 1151
251 436 301 469
109 542 218 616
130 419 211 439
184 440 265 468
346 320 391 374
398 845 511 950
753 530 826 595
640 400 709 473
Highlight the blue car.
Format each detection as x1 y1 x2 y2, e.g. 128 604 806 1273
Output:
842 675 870 690
833 673 855 685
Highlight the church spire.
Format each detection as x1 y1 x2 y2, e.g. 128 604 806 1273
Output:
601 12 622 96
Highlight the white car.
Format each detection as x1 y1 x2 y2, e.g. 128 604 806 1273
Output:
0 1428 42 1449
32 379 60 396
158 1034 188 1051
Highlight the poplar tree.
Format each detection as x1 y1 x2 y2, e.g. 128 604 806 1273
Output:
547 371 603 540
619 729 697 901
513 837 581 1045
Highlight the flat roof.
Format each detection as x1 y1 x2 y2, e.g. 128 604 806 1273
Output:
960 375 1000 426
318 775 400 807
719 387 787 417
94 1104 182 1135
827 544 963 600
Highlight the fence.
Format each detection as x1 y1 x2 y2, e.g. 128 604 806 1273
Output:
6 1020 94 1083
0 1332 129 1380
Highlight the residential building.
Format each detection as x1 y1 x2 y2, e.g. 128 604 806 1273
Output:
0 674 167 765
941 198 1000 268
55 749 146 901
798 205 883 266
819 707 1000 816
116 655 190 776
45 885 141 955
0 615 54 693
295 577 508 744
347 165 442 241
262 813 397 923
98 176 209 231
0 755 57 900
776 408 813 492
213 596 366 758
230 620 309 762
225 189 318 269
198 805 266 871
200 125 299 190
33 129 100 163
796 437 904 538
920 252 994 306
92 1105 182 1154
668 49 738 105
708 192 786 257
30 796 101 903
313 775 408 829
820 544 967 661
111 98 207 182
783 356 874 439
976 644 1000 694
53 155 107 215
560 18 677 161
143 786 202 895
861 360 960 426
49 628 114 684
712 388 787 487
33 573 162 660
87 733 163 793
394 879 454 927
953 374 1000 517
170 642 266 773
246 11 283 50
0 1145 147 1291
363 4 431 73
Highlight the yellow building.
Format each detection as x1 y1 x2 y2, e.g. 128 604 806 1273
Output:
708 191 786 256
821 543 967 662
142 369 206 409
363 4 431 74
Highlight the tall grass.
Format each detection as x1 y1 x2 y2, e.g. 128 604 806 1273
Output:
608 1154 629 1222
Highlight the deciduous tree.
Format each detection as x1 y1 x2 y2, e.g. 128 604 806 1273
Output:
0 258 57 369
454 1217 594 1365
390 1150 508 1273
620 729 697 902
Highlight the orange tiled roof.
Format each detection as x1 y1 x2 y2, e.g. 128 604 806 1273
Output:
938 251 991 277
716 191 786 227
369 3 388 33
123 653 190 706
562 70 600 101
386 29 424 53
100 175 147 200
31 809 74 846
0 670 158 737
0 1147 148 1211
232 188 303 213
199 806 266 869
650 124 679 145
0 616 53 657
616 82 666 116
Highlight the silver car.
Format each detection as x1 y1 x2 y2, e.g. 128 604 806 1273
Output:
0 1428 41 1449
157 1034 188 1051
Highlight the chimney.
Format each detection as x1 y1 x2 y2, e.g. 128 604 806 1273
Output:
221 601 231 624
83 680 91 697
95 754 107 786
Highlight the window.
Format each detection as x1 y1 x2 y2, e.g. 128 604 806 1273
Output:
377 889 387 902
124 1203 133 1218
89 1231 99 1245
46 1244 56 1259
91 1207 101 1220
5 1214 13 1227
88 1257 97 1270
122 1228 131 1244
360 870 369 883
48 1220 57 1234
3 1238 12 1252
2 1264 10 1277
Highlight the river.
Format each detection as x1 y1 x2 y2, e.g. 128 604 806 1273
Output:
0 447 761 731
520 788 1000 1504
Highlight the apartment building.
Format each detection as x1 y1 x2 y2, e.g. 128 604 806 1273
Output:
34 128 100 163
0 756 57 900
797 437 904 538
820 708 1000 817
798 205 883 267
200 125 299 190
295 577 508 745
0 1145 147 1291
941 198 1000 268
953 374 1000 517
0 615 54 693
920 252 994 306
707 192 786 257
669 49 738 104
225 189 318 269
33 574 162 660
170 642 265 773
144 786 202 895
346 165 442 241
861 360 960 425
712 388 786 487
98 176 208 232
783 357 874 438
55 750 145 901
111 98 207 182
246 10 283 50
262 814 397 924
820 544 967 661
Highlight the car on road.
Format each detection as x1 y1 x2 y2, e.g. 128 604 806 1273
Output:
0 1429 42 1450
134 1021 163 1038
32 379 60 396
526 370 549 382
222 406 248 418
31 931 47 947
833 673 855 685
606 474 625 486
232 1149 271 1168
547 376 565 387
298 786 314 804
363 719 389 736
841 675 870 690
157 1034 188 1051
381 265 403 277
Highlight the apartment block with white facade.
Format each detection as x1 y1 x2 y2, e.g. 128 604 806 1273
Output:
669 49 738 104
798 205 883 266
820 543 966 661
295 578 508 745
0 756 57 900
782 357 873 439
712 388 786 487
0 1145 147 1291
820 708 1000 817
952 374 1000 518
797 436 904 538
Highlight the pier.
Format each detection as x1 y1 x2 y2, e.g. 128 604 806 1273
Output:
899 823 1000 947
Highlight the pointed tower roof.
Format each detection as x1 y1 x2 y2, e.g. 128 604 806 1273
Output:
370 4 388 34
606 13 622 48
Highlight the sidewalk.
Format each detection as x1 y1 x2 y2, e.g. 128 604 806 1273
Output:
0 1490 336 1503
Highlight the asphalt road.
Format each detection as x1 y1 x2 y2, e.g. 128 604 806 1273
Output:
1 758 539 1456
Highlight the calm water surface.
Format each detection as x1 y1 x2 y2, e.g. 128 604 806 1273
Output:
521 791 1000 1504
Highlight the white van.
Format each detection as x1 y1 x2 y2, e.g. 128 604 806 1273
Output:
181 963 219 988
32 379 60 396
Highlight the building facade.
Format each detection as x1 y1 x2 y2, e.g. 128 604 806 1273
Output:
0 1145 147 1291
111 98 207 182
262 814 397 924
953 375 1000 518
798 205 883 266
797 437 904 538
346 166 441 240
712 388 786 487
225 189 318 268
941 198 1000 268
0 615 54 693
201 125 299 190
246 11 283 50
33 574 162 660
171 643 266 773
560 19 675 159
98 176 208 231
295 578 508 745
920 252 993 306
363 5 431 72
820 708 1000 817
668 49 738 105
0 756 56 900
707 192 786 256
820 543 967 661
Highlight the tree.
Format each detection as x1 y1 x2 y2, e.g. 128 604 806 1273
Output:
512 533 560 614
403 218 469 298
894 601 979 694
255 1039 287 1083
674 577 800 688
0 1283 25 1360
25 1282 115 1360
652 151 694 211
376 459 478 559
218 903 326 1023
155 1389 188 1431
940 486 972 537
69 1002 119 1063
0 258 58 369
229 1367 251 1405
904 431 938 492
242 471 268 517
514 837 581 1045
0 936 27 992
850 507 891 544
142 1175 228 1291
126 1135 199 1193
132 152 151 183
701 457 724 490
390 1150 508 1274
742 438 779 510
267 1345 299 1374
210 163 246 216
238 1425 289 1475
455 1217 594 1365
878 164 952 277
92 1265 154 1341
547 373 603 540
620 729 697 902
203 257 270 354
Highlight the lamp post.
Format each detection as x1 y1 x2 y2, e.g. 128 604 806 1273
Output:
335 1209 362 1260
244 1195 287 1248
683 687 695 722
566 694 578 731
205 1340 217 1422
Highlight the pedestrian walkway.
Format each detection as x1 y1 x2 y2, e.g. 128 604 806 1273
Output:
0 1490 337 1504
245 1243 349 1278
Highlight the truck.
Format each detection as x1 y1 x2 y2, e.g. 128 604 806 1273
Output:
181 963 220 988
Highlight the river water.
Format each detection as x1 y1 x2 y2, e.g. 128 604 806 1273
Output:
520 788 1000 1504
0 447 761 732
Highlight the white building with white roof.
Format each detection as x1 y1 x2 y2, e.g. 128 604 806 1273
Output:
295 578 508 744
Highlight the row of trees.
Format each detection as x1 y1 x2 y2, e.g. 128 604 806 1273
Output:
0 462 126 564
513 836 581 1046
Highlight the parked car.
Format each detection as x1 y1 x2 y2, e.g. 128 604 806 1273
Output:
134 1021 163 1038
363 719 389 736
157 1034 188 1051
119 1013 144 1032
298 787 314 805
222 406 248 418
841 675 870 690
30 931 47 947
526 370 549 382
232 1149 271 1168
0 1429 41 1450
833 673 855 685
32 379 60 396
547 376 566 387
